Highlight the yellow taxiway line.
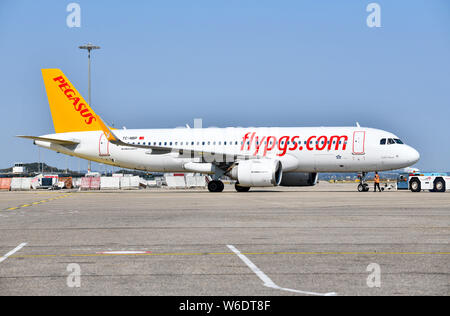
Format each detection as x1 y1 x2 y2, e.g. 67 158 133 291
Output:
9 251 450 260
2 194 71 211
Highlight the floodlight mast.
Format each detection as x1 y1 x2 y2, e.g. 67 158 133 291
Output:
78 43 100 107
79 43 100 173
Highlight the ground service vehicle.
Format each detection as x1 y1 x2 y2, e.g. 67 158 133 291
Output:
407 173 450 193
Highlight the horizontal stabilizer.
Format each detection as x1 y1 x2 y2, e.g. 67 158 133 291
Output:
16 135 80 146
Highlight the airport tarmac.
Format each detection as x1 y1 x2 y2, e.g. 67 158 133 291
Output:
0 183 448 296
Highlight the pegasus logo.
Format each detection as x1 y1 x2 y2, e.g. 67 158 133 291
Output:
241 132 349 156
52 76 97 125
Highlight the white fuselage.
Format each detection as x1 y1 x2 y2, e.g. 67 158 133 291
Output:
34 126 420 174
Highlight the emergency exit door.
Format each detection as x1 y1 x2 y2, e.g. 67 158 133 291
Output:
352 131 365 155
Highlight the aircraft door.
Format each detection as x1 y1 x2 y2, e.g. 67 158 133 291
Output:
99 133 110 156
352 131 366 155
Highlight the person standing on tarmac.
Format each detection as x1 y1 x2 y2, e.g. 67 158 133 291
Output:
374 172 382 192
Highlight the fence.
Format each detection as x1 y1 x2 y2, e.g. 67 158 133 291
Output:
0 178 12 190
10 178 32 191
80 177 101 190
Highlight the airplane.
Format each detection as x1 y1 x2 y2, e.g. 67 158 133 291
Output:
18 69 420 192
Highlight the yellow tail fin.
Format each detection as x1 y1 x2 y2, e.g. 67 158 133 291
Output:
42 69 102 133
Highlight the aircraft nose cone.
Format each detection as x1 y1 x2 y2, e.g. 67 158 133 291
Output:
408 147 420 164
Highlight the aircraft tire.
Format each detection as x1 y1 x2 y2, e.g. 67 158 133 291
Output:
208 180 224 192
358 183 369 192
235 183 251 192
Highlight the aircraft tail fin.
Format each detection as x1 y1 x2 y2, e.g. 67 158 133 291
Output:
41 69 103 133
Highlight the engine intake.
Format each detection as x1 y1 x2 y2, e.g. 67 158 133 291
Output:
230 159 282 187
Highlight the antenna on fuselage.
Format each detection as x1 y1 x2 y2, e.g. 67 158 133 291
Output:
356 122 361 128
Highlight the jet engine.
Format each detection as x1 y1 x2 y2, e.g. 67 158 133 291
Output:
279 172 318 186
229 159 282 187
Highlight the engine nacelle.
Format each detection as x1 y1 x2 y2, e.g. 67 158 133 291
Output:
280 172 318 186
230 159 282 187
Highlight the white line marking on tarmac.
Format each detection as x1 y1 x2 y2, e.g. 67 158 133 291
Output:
0 243 28 263
227 245 337 296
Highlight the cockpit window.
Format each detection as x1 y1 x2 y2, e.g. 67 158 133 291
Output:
380 138 386 145
387 138 395 145
394 139 404 144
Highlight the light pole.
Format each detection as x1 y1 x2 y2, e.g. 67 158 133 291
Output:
79 43 100 173
79 43 100 107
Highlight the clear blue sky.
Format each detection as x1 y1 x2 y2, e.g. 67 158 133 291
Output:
0 0 449 172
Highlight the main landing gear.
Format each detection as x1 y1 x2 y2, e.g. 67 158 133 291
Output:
235 182 250 192
207 180 251 193
208 180 224 192
357 172 370 192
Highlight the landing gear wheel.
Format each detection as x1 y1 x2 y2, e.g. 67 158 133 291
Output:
208 180 224 192
410 179 421 192
357 172 370 192
358 184 364 192
434 179 446 193
358 183 369 192
235 183 250 192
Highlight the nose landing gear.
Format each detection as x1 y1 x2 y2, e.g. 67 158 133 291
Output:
357 172 370 192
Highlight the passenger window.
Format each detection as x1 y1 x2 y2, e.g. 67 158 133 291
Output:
380 139 386 145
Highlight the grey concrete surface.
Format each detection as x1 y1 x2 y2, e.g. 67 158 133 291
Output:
0 183 448 296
